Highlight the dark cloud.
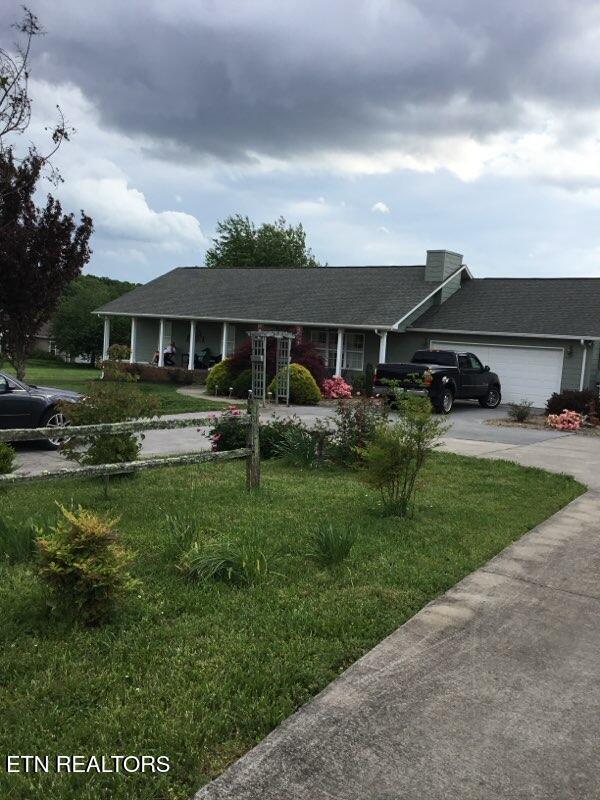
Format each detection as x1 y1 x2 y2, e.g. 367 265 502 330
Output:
2 0 600 163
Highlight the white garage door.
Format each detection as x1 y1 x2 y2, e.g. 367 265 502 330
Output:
430 341 564 407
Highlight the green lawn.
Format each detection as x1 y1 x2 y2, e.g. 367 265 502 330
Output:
3 357 224 414
0 456 583 800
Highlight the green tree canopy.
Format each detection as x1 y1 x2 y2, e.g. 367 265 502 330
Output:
205 215 321 268
51 275 137 363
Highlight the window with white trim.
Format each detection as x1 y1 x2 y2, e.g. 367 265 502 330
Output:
343 332 365 371
309 328 336 367
225 324 236 357
309 329 365 371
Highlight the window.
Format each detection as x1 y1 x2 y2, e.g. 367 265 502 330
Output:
343 333 365 371
460 353 483 371
48 340 59 357
225 325 236 357
309 329 336 367
309 329 365 371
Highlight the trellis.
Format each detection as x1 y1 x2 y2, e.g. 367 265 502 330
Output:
249 330 293 406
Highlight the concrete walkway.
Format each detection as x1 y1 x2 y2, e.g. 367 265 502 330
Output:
195 434 600 800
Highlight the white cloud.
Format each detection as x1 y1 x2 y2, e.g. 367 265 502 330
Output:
371 201 390 213
62 177 205 248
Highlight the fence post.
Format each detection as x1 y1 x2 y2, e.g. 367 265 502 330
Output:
246 396 260 490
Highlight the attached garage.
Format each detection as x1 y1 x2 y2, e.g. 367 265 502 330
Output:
430 340 564 407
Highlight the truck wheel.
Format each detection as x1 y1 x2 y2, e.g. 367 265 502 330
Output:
435 388 454 414
479 387 502 409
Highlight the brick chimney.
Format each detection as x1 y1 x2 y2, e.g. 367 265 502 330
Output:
424 250 463 282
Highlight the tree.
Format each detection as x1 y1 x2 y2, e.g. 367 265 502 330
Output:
0 151 93 379
51 275 137 364
1 7 70 181
205 214 320 268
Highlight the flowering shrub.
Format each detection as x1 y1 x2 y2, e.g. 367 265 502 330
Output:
208 405 244 451
547 410 583 431
322 376 352 399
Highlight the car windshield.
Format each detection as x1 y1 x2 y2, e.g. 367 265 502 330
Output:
0 372 28 390
411 350 457 366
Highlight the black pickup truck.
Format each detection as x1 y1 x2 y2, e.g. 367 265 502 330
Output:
373 349 502 414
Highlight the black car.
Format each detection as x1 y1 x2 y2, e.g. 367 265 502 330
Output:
373 349 502 414
0 371 80 448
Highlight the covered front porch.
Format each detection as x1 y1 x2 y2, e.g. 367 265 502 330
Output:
100 315 417 376
102 316 238 371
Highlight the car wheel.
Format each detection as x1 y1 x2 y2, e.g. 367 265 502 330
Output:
479 387 502 409
39 408 69 450
435 388 454 414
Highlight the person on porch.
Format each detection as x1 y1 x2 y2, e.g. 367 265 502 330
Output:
163 341 177 366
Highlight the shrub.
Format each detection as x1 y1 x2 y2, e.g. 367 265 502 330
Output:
178 539 268 586
259 415 308 458
308 524 357 569
360 402 448 516
350 372 365 395
107 343 131 361
545 389 597 417
206 359 233 395
60 380 159 465
322 376 352 399
36 505 136 626
166 368 194 385
0 442 15 474
508 400 534 422
547 410 583 431
272 426 320 468
208 407 312 458
232 368 253 399
364 363 374 397
114 364 195 384
326 397 387 464
268 363 321 405
227 336 327 387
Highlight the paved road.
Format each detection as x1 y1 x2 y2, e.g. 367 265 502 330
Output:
194 431 600 800
10 401 569 476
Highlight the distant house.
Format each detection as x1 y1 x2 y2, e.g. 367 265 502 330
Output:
32 322 60 357
95 249 600 406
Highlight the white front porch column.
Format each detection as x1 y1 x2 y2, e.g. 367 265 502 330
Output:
102 317 111 362
221 321 228 359
158 318 166 367
188 320 196 371
378 331 388 364
129 317 138 364
335 328 344 376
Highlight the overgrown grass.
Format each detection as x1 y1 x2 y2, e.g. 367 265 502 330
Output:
3 357 223 414
0 455 583 799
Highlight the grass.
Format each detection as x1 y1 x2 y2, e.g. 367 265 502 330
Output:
0 455 583 799
2 357 224 414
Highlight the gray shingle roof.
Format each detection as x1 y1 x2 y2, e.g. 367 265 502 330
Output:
411 278 600 338
95 266 443 328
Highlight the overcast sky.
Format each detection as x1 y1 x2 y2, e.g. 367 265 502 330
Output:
3 0 600 281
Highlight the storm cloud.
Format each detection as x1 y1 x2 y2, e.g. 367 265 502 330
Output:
5 0 600 167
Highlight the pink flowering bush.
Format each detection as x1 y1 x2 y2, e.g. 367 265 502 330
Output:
322 376 352 399
547 410 583 431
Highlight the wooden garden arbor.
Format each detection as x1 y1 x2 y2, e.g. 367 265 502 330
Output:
250 330 293 406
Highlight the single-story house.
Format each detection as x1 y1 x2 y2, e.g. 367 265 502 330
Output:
95 249 600 406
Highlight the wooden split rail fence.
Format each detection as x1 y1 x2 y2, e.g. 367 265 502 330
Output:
0 398 261 491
